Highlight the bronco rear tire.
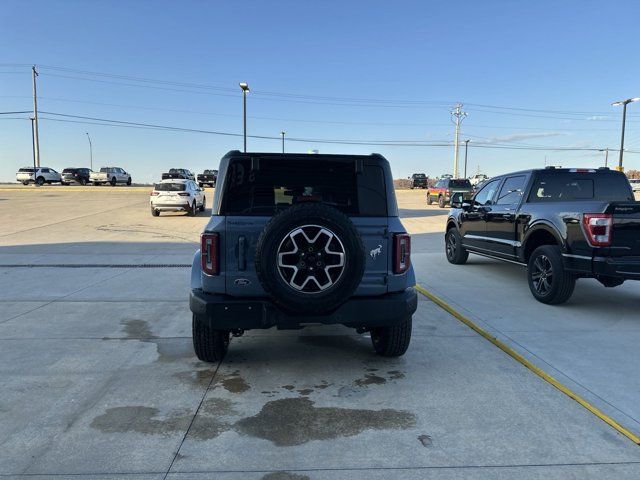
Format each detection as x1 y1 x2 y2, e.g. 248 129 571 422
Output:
255 203 365 315
371 316 412 357
192 314 229 362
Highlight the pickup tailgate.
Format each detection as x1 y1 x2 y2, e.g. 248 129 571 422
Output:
607 202 640 255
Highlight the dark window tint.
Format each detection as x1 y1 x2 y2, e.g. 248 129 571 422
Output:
62 168 76 173
528 173 633 202
19 168 35 172
221 158 386 216
41 168 50 173
435 180 444 188
413 173 426 178
154 182 186 191
496 175 526 205
473 179 501 206
450 179 472 188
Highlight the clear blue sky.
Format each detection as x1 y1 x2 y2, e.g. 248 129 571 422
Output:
1 0 639 182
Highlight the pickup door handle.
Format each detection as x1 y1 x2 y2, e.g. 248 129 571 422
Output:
238 236 246 271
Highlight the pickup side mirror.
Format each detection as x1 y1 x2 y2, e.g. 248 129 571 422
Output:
450 192 465 209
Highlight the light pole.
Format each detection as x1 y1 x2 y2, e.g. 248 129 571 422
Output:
598 148 609 168
612 97 640 172
30 117 37 179
463 140 470 178
239 82 250 152
451 103 467 178
281 131 286 153
86 132 93 171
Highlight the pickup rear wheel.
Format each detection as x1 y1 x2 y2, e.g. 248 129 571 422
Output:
445 228 468 264
36 176 45 186
110 177 117 186
371 316 412 357
527 245 576 304
438 195 446 208
192 314 229 362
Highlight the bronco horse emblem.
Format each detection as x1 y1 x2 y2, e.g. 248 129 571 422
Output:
370 244 382 259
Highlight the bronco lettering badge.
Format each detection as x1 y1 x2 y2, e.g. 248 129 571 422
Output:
234 278 251 286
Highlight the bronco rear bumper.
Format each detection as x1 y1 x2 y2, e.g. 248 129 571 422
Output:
189 288 418 330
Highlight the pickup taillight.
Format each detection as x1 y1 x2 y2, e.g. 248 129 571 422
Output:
583 213 613 247
150 191 159 196
393 233 411 274
201 233 219 275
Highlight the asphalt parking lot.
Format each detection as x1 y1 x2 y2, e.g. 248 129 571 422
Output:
1 185 640 479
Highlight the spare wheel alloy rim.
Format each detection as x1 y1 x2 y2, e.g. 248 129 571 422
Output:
277 225 346 293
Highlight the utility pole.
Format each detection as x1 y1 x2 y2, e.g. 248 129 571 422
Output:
239 82 250 153
612 97 640 172
281 131 286 153
86 132 93 170
32 65 40 167
463 140 470 178
451 103 467 178
30 117 37 177
599 148 609 168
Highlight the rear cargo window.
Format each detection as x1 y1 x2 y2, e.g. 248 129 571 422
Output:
154 183 186 191
450 179 472 188
221 158 387 216
528 173 634 202
19 168 35 172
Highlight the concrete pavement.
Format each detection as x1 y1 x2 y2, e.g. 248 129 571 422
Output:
1 187 639 479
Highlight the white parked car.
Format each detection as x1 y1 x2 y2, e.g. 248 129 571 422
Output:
629 178 640 192
16 167 62 186
150 179 205 216
469 173 489 186
90 167 132 186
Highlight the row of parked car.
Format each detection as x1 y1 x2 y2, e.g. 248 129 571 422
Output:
16 166 132 186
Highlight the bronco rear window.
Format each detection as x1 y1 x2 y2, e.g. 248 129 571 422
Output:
221 158 387 216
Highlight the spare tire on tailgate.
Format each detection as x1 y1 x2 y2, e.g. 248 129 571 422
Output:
255 203 365 315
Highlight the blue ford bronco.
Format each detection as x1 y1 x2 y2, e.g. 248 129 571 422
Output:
190 151 417 362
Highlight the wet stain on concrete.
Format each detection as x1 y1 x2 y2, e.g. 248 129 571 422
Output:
282 385 295 391
337 386 367 398
214 370 250 393
297 335 363 351
387 370 405 380
354 373 387 387
235 397 415 446
90 406 190 436
418 434 432 447
121 319 157 339
173 368 215 388
262 472 310 480
296 388 314 396
154 339 194 362
314 381 330 390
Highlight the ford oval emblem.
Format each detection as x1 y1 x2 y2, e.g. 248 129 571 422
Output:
234 278 251 286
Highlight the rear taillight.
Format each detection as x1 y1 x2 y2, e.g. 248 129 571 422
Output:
201 233 219 275
583 213 613 247
178 192 190 196
393 233 411 274
150 191 159 196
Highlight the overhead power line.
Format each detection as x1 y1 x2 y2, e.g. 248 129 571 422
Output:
34 110 639 154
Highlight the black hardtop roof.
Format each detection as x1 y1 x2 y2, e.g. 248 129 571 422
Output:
221 150 389 166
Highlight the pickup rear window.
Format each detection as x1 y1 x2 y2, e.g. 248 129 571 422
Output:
528 173 634 202
18 168 35 172
221 158 387 216
154 183 186 191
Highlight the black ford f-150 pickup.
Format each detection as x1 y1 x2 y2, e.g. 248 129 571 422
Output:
445 167 639 304
197 169 217 188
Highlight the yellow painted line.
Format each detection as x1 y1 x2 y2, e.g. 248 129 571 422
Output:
414 283 640 445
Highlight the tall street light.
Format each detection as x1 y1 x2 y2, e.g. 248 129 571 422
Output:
86 132 93 171
612 97 640 171
463 140 470 178
281 131 286 153
239 82 250 153
598 148 609 168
